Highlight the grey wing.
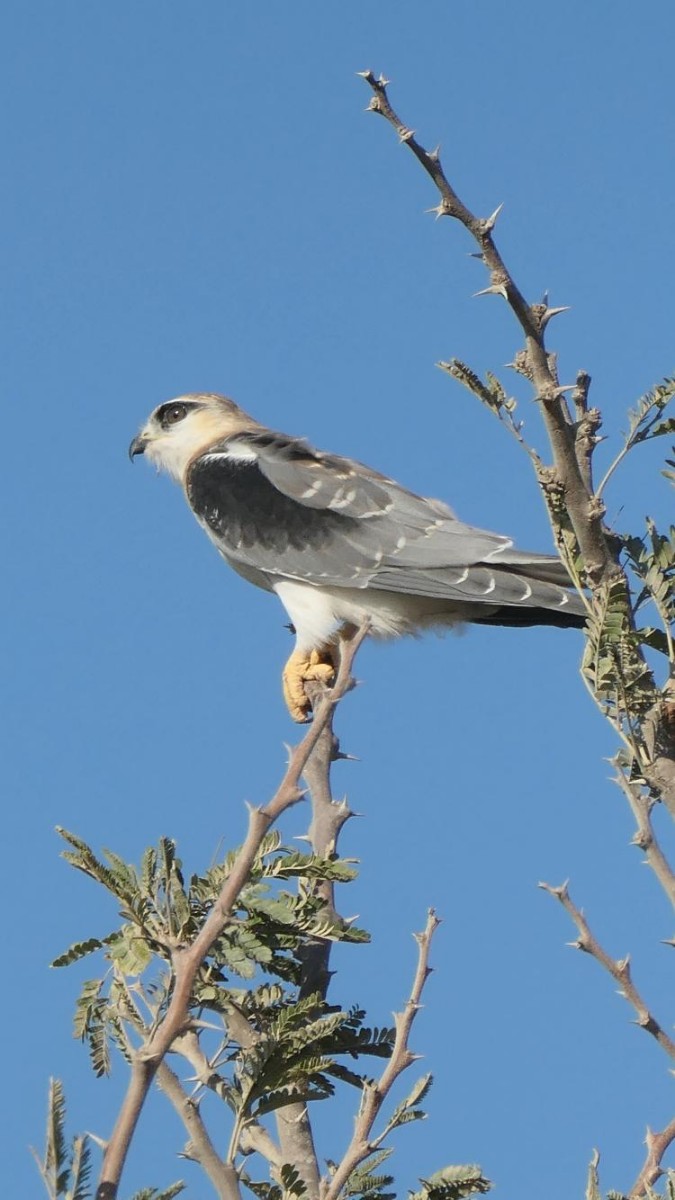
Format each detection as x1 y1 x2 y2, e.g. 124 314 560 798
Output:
185 430 581 614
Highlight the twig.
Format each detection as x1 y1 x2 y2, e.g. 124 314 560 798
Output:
539 881 675 1061
575 406 602 496
156 1060 241 1200
572 370 592 421
95 623 368 1200
320 909 440 1200
614 767 675 909
629 1116 675 1198
359 70 611 585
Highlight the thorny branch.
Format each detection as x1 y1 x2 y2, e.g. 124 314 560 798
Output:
271 672 360 1200
156 1060 242 1200
614 764 675 909
95 623 369 1200
629 1117 675 1199
359 70 612 584
359 71 675 822
539 882 675 1062
320 910 440 1200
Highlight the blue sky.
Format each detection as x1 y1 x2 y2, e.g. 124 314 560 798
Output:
4 3 675 1197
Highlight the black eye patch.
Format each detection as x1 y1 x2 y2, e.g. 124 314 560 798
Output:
156 401 195 429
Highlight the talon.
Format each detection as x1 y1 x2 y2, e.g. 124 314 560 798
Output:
282 648 336 722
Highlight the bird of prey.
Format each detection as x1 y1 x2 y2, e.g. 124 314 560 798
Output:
130 393 586 721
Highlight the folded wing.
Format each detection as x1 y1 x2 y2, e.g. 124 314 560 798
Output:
185 430 585 623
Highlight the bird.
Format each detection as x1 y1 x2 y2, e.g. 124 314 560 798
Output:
129 392 586 721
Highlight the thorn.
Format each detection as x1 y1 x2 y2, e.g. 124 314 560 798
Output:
377 74 391 87
425 201 450 220
294 833 312 843
468 251 485 260
540 305 571 329
473 284 508 300
483 202 504 231
335 750 361 762
568 937 589 952
553 384 575 397
398 126 415 143
428 144 441 163
366 97 382 114
356 69 373 79
542 289 550 305
538 879 569 899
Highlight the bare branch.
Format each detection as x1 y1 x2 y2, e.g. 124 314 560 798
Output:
95 623 368 1200
614 766 675 908
572 369 591 416
629 1116 675 1198
320 909 440 1200
359 69 611 584
539 881 675 1061
156 1060 241 1200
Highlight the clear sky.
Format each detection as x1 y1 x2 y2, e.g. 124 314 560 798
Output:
4 3 675 1197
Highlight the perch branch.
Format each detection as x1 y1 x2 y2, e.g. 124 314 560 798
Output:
95 623 368 1200
272 647 361 1199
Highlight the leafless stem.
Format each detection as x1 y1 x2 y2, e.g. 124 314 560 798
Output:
95 623 368 1200
629 1116 675 1198
156 1060 241 1200
575 406 602 496
320 909 440 1200
614 767 675 908
359 70 611 585
539 881 675 1061
572 370 591 421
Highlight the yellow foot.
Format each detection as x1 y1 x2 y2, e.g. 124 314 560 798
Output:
282 648 336 722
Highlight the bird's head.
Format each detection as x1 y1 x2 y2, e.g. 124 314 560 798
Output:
129 393 261 482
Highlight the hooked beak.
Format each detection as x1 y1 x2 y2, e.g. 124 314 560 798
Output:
128 433 148 462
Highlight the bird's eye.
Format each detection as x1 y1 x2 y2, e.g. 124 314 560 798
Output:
163 404 188 427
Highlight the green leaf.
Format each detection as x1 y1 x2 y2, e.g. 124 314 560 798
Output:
46 1078 68 1194
51 934 121 969
31 1080 91 1200
108 925 154 976
68 1133 92 1200
279 1164 308 1199
637 626 671 656
128 1185 185 1200
585 1151 601 1200
411 1164 492 1200
650 416 675 439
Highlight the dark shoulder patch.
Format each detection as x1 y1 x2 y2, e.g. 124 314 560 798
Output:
186 453 357 554
234 430 315 462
